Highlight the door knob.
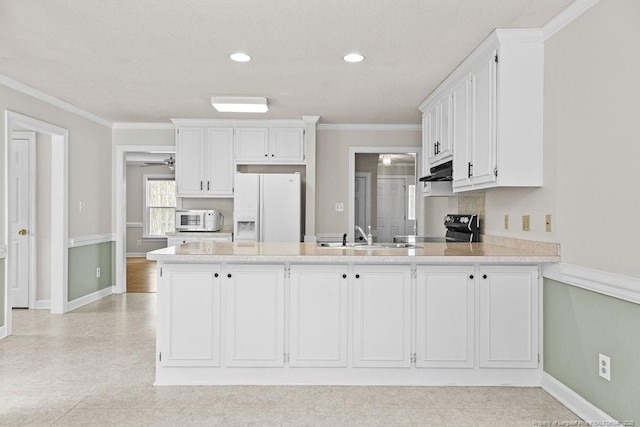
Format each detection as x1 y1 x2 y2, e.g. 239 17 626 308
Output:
18 229 27 235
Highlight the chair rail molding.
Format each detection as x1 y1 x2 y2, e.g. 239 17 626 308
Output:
543 263 640 305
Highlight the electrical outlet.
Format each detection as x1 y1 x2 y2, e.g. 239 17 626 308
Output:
599 353 611 381
78 201 87 212
96 267 101 278
335 203 344 212
545 214 552 232
136 239 142 246
522 215 530 232
504 215 509 230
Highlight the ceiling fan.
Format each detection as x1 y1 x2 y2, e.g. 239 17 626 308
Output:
143 155 175 171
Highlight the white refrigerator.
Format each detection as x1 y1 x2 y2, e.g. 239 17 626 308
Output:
233 173 301 242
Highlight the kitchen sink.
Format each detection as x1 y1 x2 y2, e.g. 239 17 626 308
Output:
316 242 422 250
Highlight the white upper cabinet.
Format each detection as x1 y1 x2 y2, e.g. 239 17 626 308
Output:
234 127 269 162
424 93 453 168
175 127 206 196
175 126 234 197
235 126 304 164
419 29 544 193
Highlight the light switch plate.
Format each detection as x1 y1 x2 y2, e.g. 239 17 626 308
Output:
545 214 552 232
504 215 509 230
522 215 530 232
335 203 344 212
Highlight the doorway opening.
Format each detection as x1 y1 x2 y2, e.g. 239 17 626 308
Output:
3 111 69 337
348 147 421 243
114 145 175 294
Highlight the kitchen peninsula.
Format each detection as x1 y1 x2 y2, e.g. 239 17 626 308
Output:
147 241 559 386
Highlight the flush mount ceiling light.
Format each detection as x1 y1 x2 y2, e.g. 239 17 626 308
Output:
382 155 392 166
343 52 365 63
229 52 252 62
211 96 268 113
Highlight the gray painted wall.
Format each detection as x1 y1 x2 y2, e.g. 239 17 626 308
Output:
0 260 4 327
68 242 113 301
544 279 640 421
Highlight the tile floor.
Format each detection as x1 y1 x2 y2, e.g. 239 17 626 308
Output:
0 294 582 426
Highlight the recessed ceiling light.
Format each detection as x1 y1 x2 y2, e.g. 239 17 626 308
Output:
343 53 365 63
230 52 251 62
211 96 268 113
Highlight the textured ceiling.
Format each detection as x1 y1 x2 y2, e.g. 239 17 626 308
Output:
0 0 573 124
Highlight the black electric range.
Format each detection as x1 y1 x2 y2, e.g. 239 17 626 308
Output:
394 214 480 244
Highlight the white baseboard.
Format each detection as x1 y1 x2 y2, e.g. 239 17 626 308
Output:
127 253 148 258
541 372 619 424
67 286 113 312
35 300 51 310
0 325 6 340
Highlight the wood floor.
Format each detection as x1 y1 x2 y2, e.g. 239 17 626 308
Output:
126 257 157 293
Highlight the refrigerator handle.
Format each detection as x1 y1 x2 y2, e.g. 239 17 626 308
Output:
259 177 264 242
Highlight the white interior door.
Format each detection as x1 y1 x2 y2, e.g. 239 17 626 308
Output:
10 133 33 308
377 177 405 242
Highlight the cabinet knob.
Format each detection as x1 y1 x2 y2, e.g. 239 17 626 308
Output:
228 273 232 278
271 154 275 157
214 273 219 278
469 275 474 279
355 274 360 279
342 274 347 279
264 153 268 157
482 274 487 279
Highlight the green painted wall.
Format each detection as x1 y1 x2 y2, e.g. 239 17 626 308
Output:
544 279 640 422
0 259 4 328
68 242 113 301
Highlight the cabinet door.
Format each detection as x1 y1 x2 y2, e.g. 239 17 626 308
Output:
205 128 234 196
289 265 348 367
416 266 474 368
225 264 285 367
158 264 221 366
469 51 497 186
424 103 438 164
269 128 304 163
352 264 412 368
452 76 471 188
175 127 206 196
235 127 269 163
479 265 539 368
437 93 453 160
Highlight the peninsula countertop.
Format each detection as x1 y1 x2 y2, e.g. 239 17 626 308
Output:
147 241 560 264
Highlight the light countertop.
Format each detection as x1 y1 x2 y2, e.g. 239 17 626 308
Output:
147 242 560 264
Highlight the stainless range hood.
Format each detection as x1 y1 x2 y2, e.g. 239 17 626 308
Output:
419 160 453 182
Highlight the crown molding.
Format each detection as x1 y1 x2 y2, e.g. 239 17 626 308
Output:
541 0 601 41
0 73 113 128
317 124 421 131
112 122 175 130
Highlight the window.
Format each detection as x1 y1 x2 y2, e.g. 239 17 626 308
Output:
144 175 176 237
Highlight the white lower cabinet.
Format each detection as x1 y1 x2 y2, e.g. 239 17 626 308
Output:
225 264 285 367
289 265 348 367
352 264 412 368
415 265 475 368
479 265 539 368
158 264 221 367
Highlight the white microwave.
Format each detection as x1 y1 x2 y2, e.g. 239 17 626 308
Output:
175 209 223 232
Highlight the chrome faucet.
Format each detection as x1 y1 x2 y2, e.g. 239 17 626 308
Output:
355 225 368 244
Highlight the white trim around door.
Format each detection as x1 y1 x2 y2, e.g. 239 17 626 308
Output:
4 111 69 338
